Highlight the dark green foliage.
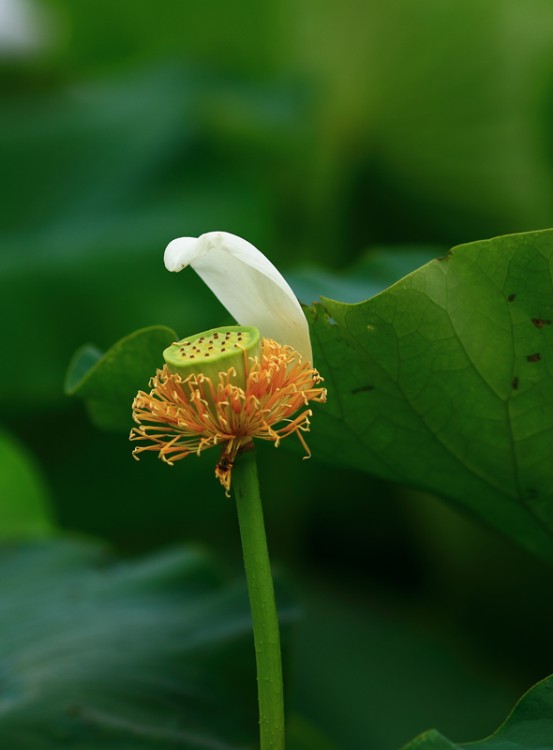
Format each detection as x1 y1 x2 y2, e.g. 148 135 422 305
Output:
0 540 264 748
5 1 553 747
65 326 177 430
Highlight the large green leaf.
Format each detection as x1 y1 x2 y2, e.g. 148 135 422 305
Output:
401 674 553 749
0 539 291 748
0 430 55 539
307 229 553 562
65 325 177 430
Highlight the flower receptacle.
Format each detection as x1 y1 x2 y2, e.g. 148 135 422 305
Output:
163 325 262 386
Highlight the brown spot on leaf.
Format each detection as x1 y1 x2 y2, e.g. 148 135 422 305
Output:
512 376 519 390
531 318 551 329
527 353 541 362
351 385 375 395
508 293 516 302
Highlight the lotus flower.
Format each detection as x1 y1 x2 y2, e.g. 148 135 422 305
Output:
131 232 325 492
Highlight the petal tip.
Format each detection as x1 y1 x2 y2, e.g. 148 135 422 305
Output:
164 237 202 272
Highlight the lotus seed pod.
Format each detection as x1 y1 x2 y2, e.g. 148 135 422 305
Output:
163 325 262 386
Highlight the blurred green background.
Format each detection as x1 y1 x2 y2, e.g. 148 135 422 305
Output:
3 0 553 747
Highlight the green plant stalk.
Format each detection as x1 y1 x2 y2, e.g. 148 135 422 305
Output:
233 445 285 750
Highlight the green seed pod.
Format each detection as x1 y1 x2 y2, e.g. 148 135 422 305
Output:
163 325 262 387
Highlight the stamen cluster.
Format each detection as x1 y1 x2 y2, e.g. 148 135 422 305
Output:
130 338 326 492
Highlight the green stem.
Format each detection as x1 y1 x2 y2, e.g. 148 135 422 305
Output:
233 446 285 750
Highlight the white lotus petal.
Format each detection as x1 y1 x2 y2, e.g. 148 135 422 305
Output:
164 231 312 363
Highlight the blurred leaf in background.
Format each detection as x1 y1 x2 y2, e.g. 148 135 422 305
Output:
0 429 54 538
0 539 277 748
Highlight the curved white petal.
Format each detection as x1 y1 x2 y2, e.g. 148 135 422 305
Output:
164 231 312 363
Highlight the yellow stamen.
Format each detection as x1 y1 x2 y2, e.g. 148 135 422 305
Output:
130 338 326 492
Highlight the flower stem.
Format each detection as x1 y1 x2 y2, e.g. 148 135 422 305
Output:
233 445 285 750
